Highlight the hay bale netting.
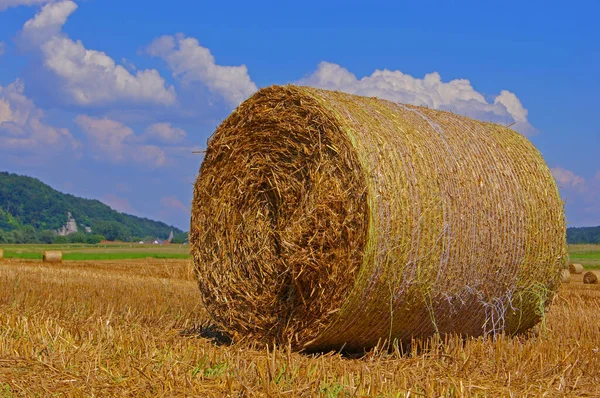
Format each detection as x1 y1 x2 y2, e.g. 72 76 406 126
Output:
569 263 584 274
42 250 62 263
561 269 571 283
190 85 567 352
583 271 599 284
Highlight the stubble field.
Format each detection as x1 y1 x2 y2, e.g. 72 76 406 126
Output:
1 246 600 397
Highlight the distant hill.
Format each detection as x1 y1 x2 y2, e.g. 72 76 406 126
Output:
0 172 184 243
567 226 600 244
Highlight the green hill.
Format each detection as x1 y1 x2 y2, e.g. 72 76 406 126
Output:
0 172 185 243
567 226 600 244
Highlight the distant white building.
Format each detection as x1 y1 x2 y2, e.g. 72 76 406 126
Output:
57 212 78 236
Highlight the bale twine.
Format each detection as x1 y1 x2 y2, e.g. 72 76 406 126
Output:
190 85 567 352
569 263 583 274
42 251 62 263
561 269 571 283
583 271 599 285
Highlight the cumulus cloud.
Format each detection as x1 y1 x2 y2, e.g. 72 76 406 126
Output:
133 145 166 166
102 193 135 214
0 0 49 11
19 1 176 107
144 122 186 143
20 0 77 45
551 167 600 226
75 115 166 167
0 79 80 153
146 34 257 106
160 196 188 213
551 167 586 192
300 62 536 135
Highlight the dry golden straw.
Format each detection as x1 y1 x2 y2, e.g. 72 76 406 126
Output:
42 251 62 263
190 85 567 352
0 248 3 260
569 263 583 274
561 269 571 283
583 271 599 285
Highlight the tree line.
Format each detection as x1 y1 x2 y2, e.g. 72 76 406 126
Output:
567 226 600 244
0 172 186 244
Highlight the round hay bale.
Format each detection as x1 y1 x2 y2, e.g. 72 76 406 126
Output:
190 85 567 352
42 250 62 263
583 271 599 285
0 248 3 260
561 269 571 283
569 263 583 274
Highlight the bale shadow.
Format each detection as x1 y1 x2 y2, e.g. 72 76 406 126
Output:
180 323 232 346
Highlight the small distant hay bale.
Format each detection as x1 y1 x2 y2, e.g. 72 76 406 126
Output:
561 269 571 283
190 85 567 352
583 271 599 285
42 251 62 263
0 248 4 260
569 263 583 274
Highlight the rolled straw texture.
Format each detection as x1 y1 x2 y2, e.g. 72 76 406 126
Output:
569 263 583 274
561 269 571 283
42 250 62 263
190 85 567 352
583 271 599 285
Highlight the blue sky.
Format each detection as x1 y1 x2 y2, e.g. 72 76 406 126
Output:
0 0 598 229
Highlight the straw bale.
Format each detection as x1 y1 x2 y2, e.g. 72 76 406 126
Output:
583 271 599 285
42 250 62 263
569 263 583 274
190 85 567 352
0 248 3 260
561 269 571 283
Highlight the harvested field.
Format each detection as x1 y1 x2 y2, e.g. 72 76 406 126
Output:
2 257 600 396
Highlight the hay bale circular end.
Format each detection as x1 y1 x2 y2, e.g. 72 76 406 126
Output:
42 251 62 263
583 271 599 285
569 263 583 274
560 269 571 283
190 85 567 351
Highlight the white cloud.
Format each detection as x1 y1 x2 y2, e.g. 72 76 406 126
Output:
19 1 176 107
133 145 166 166
160 196 188 213
146 34 257 106
551 167 586 191
20 0 77 45
75 115 166 167
551 167 600 226
75 115 134 162
144 122 186 143
0 79 80 153
0 0 49 11
102 193 135 214
300 61 536 135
